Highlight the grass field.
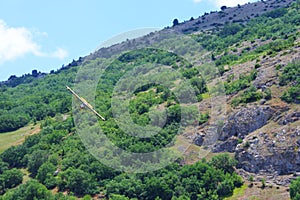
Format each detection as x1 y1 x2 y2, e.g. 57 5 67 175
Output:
0 124 40 153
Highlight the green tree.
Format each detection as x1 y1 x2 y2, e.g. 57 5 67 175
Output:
217 179 234 197
1 145 27 168
144 177 173 200
0 169 23 189
58 168 98 196
27 150 49 177
290 177 300 200
210 154 237 174
0 161 9 174
36 162 57 189
2 180 53 200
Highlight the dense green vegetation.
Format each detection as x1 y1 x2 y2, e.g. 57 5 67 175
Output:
279 61 300 103
224 70 257 95
0 68 75 133
290 177 300 200
0 47 214 199
0 116 242 199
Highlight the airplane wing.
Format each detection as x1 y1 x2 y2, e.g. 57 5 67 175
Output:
66 86 105 121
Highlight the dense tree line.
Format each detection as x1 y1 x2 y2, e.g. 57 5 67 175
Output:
0 116 242 199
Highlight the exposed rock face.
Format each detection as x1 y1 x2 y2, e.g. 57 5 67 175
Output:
219 106 275 141
212 137 238 153
194 132 205 146
235 127 300 181
278 111 300 125
236 146 300 175
205 105 300 185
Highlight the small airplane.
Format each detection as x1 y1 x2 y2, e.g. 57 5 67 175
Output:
66 86 105 121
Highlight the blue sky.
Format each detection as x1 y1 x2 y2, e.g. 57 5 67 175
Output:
0 0 256 81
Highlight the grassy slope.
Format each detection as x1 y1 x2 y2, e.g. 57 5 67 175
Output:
0 123 40 153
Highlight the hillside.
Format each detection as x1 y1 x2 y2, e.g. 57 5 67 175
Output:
0 0 300 199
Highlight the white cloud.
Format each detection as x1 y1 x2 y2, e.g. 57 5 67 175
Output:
51 48 68 59
0 20 67 63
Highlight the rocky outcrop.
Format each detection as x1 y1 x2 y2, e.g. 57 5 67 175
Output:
212 137 238 153
235 127 300 181
278 111 300 125
219 106 275 141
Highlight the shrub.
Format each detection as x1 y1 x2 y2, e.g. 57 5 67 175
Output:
290 177 300 200
255 63 261 69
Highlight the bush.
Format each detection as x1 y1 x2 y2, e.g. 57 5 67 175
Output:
0 168 23 193
231 85 263 106
2 180 55 200
225 76 251 95
255 63 261 69
210 154 237 174
281 86 300 103
217 179 234 197
218 23 242 37
290 177 300 200
279 61 300 103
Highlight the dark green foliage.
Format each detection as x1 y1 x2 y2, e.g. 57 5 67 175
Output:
110 194 130 200
1 145 27 168
190 77 207 95
231 85 264 106
279 61 300 86
36 162 57 189
290 177 300 200
198 112 209 125
225 70 257 95
0 67 74 133
263 8 288 18
27 150 49 177
210 154 237 174
0 161 9 174
0 169 23 194
279 61 300 103
0 114 29 132
2 180 53 200
182 68 199 79
281 86 300 103
240 85 263 103
263 88 272 100
216 179 234 197
218 23 243 38
58 168 98 196
144 177 173 199
106 157 241 200
215 54 239 67
254 63 261 69
261 178 266 188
